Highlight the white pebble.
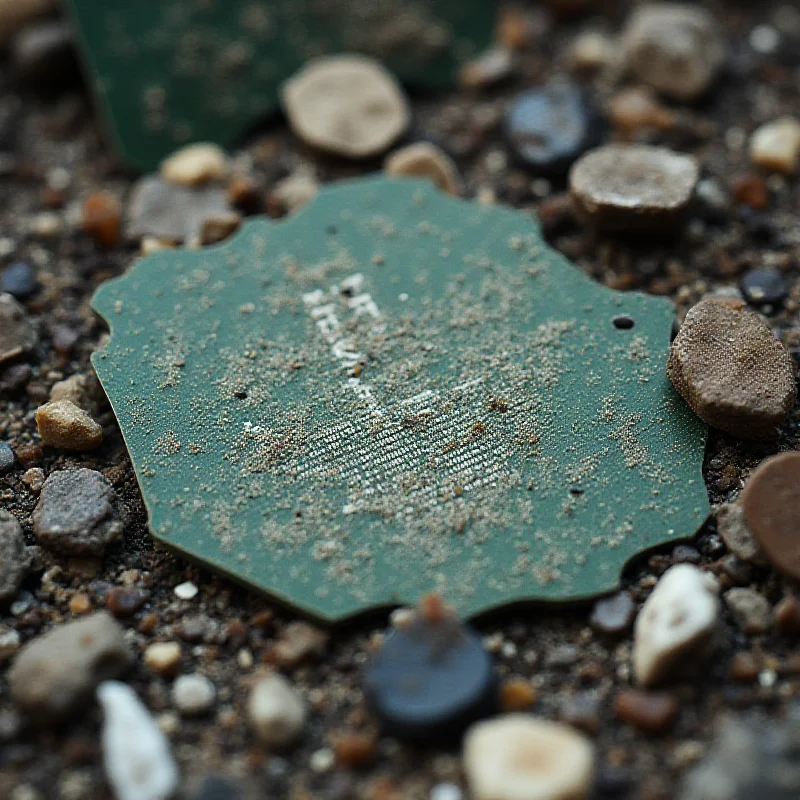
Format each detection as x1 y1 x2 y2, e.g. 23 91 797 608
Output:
750 117 800 175
309 747 334 772
171 674 215 716
633 564 720 687
464 714 594 800
430 784 463 800
97 681 179 800
750 24 780 54
160 143 230 186
282 54 409 159
174 581 198 600
248 672 306 748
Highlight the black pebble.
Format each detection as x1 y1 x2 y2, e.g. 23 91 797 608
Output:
365 616 497 741
506 82 600 172
0 262 38 300
740 268 787 307
0 441 15 475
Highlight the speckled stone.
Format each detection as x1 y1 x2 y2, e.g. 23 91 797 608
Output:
741 452 800 582
33 468 122 556
0 510 30 602
667 298 796 438
725 588 772 635
0 292 37 363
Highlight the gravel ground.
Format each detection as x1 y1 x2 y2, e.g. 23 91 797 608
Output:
3 1 800 798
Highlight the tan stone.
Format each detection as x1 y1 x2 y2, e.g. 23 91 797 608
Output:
36 399 102 450
282 55 409 159
384 142 461 195
750 118 800 175
160 143 230 186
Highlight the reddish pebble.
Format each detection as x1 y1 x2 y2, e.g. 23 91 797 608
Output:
334 731 378 767
775 594 800 635
15 443 43 467
614 689 679 734
730 174 768 210
741 453 800 581
69 593 92 614
728 651 761 682
81 191 122 249
105 586 150 617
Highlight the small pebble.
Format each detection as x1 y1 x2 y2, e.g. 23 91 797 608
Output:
106 586 150 618
193 775 244 800
775 594 800 636
568 31 615 74
81 191 122 249
0 292 37 363
365 610 497 741
589 591 636 637
0 440 14 474
464 714 594 800
498 678 538 711
49 373 100 415
622 3 726 100
98 681 179 800
333 731 378 767
715 503 766 565
569 144 698 232
608 87 674 134
750 118 800 175
740 268 787 307
614 689 679 734
9 611 132 718
267 169 319 215
741 452 800 582
20 467 44 493
729 174 768 210
282 55 409 159
160 143 230 187
33 468 122 556
172 674 216 716
0 510 30 602
248 672 306 748
560 692 602 736
127 176 233 243
174 581 198 600
667 298 796 437
728 651 761 683
272 621 328 668
198 212 241 246
633 564 720 687
35 399 103 451
0 626 21 663
506 81 598 172
384 142 462 196
0 261 37 299
459 47 514 89
12 20 76 87
144 642 182 676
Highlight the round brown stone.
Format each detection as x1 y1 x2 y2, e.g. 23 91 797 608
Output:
741 452 800 581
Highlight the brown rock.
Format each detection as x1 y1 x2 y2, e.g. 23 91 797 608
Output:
775 594 800 635
614 689 678 734
334 731 377 768
728 651 760 683
384 143 462 195
750 118 800 176
105 586 150 618
667 298 796 438
198 212 241 246
725 588 772 635
569 144 698 232
608 87 674 134
741 452 800 581
270 622 328 668
715 503 766 565
730 174 769 210
499 678 538 711
81 191 122 249
35 399 102 451
622 3 725 101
